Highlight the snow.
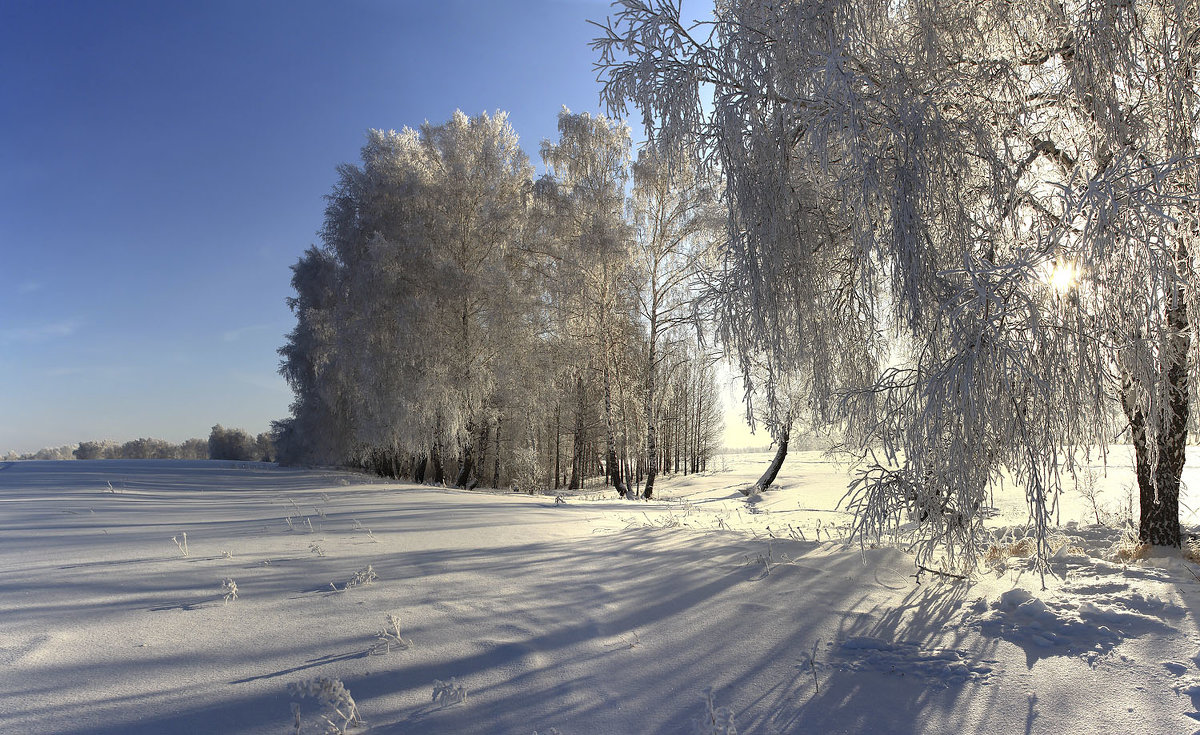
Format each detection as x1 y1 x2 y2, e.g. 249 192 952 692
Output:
2 451 1200 734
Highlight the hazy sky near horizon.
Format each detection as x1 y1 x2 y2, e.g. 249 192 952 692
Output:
1 0 757 454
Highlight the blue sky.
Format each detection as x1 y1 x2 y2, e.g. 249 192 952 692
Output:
0 0 754 454
0 0 633 452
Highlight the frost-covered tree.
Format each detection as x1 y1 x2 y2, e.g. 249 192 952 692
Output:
208 425 258 461
629 148 721 497
73 441 105 460
540 108 639 495
277 106 728 494
280 113 540 485
998 0 1199 548
179 438 208 460
276 245 356 467
594 0 1199 565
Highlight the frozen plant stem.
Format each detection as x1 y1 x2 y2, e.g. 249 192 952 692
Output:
288 677 362 734
810 640 820 693
374 613 411 653
171 532 189 557
432 677 467 706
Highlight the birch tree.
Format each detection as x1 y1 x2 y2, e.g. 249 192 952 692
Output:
593 0 1199 567
629 148 721 497
541 108 638 496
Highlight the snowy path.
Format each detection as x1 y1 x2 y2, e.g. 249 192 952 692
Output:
1 456 1199 733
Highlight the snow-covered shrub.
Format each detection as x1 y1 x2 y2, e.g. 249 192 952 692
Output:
694 688 736 735
509 446 541 494
221 578 238 604
1110 526 1151 562
288 677 362 734
432 677 467 706
985 530 1087 571
344 565 376 589
372 613 411 654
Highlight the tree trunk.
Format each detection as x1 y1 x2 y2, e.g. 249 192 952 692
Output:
570 375 585 490
468 423 489 489
413 454 427 484
492 417 502 488
455 430 474 489
748 426 790 495
430 440 445 485
554 405 561 490
1124 286 1190 547
603 370 628 497
599 317 629 497
643 329 659 499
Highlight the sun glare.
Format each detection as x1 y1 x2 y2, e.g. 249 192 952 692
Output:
1045 260 1080 294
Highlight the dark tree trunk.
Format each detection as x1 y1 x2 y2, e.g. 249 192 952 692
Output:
1124 288 1190 547
455 442 474 489
492 417 502 488
554 406 561 490
748 427 790 496
602 362 628 497
466 423 488 490
570 375 585 490
430 440 444 485
413 454 427 484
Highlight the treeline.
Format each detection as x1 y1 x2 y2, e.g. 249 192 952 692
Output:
3 425 273 462
275 109 724 496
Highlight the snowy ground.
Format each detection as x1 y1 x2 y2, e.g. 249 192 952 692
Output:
2 451 1200 734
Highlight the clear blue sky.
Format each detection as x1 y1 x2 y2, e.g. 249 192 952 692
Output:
0 0 649 453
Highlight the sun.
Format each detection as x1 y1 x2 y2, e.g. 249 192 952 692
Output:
1045 260 1080 294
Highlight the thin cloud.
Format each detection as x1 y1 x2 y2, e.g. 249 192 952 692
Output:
47 365 130 378
1 320 79 343
221 324 275 342
231 370 291 394
18 281 43 295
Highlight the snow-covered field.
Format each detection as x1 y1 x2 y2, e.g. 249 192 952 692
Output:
2 451 1200 734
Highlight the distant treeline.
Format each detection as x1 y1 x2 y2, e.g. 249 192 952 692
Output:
3 425 274 463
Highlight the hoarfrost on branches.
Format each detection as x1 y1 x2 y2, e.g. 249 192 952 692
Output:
594 0 1199 569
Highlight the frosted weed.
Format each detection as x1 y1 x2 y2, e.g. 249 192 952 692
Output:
332 565 377 592
432 677 467 706
372 613 411 654
695 688 737 735
288 677 362 734
171 532 189 557
221 578 238 603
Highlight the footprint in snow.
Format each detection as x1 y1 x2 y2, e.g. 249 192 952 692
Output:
831 637 996 687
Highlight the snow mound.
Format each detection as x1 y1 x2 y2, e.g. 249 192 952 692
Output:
965 583 1184 661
